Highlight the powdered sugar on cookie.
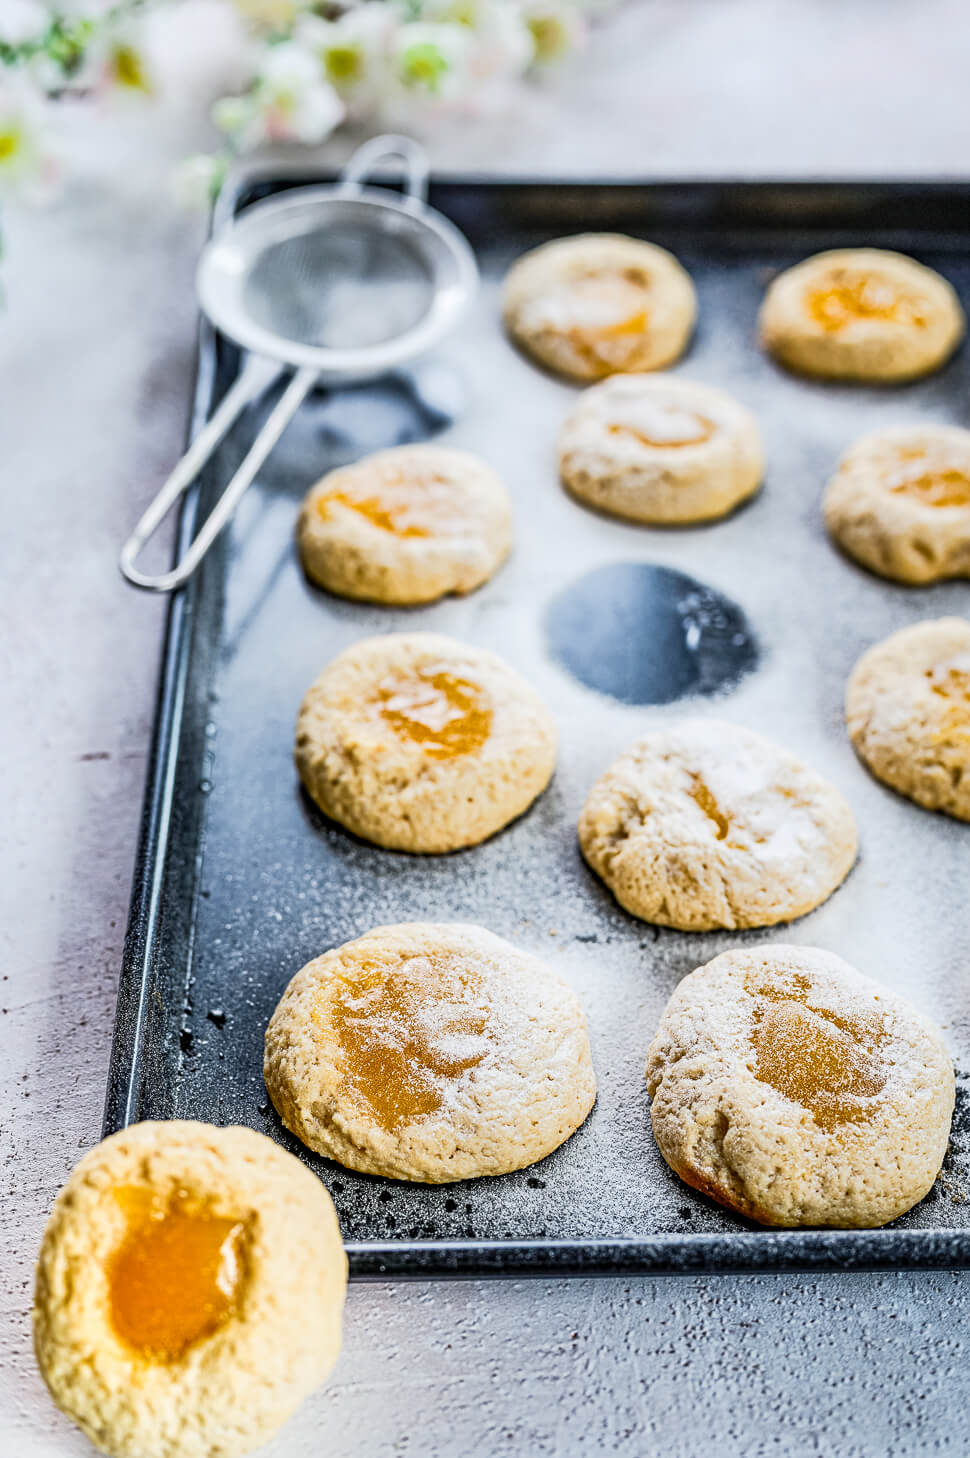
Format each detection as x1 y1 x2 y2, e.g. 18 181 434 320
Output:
579 718 857 931
646 945 954 1228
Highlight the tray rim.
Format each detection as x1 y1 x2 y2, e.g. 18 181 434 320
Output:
105 172 970 1279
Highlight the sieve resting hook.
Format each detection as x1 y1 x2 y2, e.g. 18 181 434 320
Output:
119 135 452 594
336 133 429 208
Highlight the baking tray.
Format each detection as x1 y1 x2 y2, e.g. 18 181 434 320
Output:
105 176 970 1277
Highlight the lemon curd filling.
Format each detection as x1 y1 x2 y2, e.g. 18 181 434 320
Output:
568 269 650 325
326 955 490 1131
886 453 970 508
806 273 926 333
559 269 652 367
376 667 492 758
108 1189 246 1363
927 660 970 745
317 490 432 537
315 469 465 539
747 975 887 1131
607 407 715 451
928 662 970 701
688 776 730 840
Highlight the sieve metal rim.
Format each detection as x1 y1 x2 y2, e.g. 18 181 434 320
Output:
119 135 478 594
195 181 479 379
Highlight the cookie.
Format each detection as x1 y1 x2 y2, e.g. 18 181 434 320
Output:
646 945 955 1228
758 248 964 382
578 719 857 930
503 233 696 382
295 631 557 852
297 445 513 605
846 617 970 820
558 374 763 524
265 922 597 1182
823 424 970 584
33 1121 346 1458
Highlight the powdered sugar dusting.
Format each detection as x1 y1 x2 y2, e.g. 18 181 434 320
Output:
163 220 969 1246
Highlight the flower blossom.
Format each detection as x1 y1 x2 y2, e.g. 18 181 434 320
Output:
216 39 344 148
0 71 59 200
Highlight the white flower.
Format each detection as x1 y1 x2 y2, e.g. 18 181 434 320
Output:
239 40 344 147
0 0 46 46
0 73 59 200
468 2 535 98
64 16 157 97
392 21 471 99
294 5 391 102
424 0 535 84
171 152 226 210
521 0 587 66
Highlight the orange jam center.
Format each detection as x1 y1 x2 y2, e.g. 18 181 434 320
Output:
929 662 970 701
327 953 490 1131
689 776 730 839
608 409 715 450
806 273 925 332
563 270 651 368
377 667 492 758
571 269 649 328
316 469 465 539
889 460 970 508
748 976 886 1131
318 490 430 537
592 309 649 340
927 661 970 744
108 1190 245 1362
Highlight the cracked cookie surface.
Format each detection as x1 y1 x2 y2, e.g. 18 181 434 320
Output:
558 374 764 525
824 424 970 584
297 445 513 605
758 248 964 382
846 616 970 820
265 922 597 1182
645 945 954 1227
295 631 557 853
578 719 857 930
503 233 696 382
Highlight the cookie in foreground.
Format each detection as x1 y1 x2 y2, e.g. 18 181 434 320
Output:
824 424 970 584
558 374 764 525
578 719 857 930
846 616 970 821
297 444 513 605
295 631 557 852
758 247 964 382
33 1120 346 1458
646 946 955 1228
503 232 696 381
265 922 597 1182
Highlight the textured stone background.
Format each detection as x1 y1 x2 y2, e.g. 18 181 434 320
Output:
3 2 969 1454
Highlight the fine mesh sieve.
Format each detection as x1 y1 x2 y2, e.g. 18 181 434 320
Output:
120 136 478 593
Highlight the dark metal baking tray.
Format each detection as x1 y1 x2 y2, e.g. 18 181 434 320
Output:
105 176 970 1277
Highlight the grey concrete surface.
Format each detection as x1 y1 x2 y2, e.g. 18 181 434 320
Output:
2 2 970 1454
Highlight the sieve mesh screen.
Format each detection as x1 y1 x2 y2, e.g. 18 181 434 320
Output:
242 224 435 350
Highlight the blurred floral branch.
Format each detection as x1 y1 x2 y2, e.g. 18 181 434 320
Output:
0 0 606 226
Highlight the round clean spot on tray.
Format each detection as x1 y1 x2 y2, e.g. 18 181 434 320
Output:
545 562 758 705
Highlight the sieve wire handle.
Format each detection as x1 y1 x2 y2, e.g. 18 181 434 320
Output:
119 358 315 592
337 133 429 208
